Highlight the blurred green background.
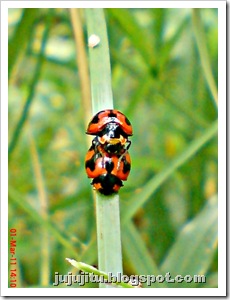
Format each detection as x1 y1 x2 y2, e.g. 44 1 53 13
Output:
8 8 218 288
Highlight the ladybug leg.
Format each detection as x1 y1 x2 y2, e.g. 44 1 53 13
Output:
125 140 131 151
120 140 131 158
117 140 131 170
92 137 100 151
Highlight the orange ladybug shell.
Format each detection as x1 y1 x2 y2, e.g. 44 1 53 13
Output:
86 109 133 136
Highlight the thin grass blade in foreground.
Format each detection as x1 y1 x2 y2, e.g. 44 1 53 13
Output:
85 8 123 288
66 258 134 288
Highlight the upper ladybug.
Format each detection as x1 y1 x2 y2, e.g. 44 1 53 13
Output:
86 109 133 138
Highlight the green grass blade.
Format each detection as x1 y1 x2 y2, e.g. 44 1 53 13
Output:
152 8 165 53
121 120 217 223
159 16 190 68
8 8 38 78
86 8 113 112
66 259 134 288
192 9 218 107
85 8 123 287
8 11 51 159
29 130 50 286
160 195 218 287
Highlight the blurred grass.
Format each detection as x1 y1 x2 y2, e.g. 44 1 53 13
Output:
192 9 218 107
8 8 218 288
8 9 38 78
8 9 51 158
28 129 50 286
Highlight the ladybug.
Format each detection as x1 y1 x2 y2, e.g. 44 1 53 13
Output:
85 144 131 195
86 109 133 153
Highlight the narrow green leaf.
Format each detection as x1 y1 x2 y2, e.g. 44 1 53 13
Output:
8 11 51 158
121 120 217 224
8 8 38 78
66 258 134 288
152 8 165 53
95 196 123 277
85 8 113 112
160 195 218 288
159 16 190 68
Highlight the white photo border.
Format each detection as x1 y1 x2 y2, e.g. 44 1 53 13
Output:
1 1 226 297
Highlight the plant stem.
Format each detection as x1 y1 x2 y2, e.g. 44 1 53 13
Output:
85 8 123 288
28 128 50 286
8 8 38 78
8 11 50 159
85 9 113 113
69 8 92 132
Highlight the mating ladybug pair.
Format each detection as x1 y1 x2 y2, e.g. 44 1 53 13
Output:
85 109 133 195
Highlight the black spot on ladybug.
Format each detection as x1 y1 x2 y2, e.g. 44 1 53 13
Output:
89 144 95 151
92 174 123 195
90 113 100 124
123 160 131 174
125 117 131 126
105 161 115 173
85 151 102 171
108 111 117 118
85 158 96 171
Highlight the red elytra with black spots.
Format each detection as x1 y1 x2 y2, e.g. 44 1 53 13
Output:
86 109 133 137
85 143 131 195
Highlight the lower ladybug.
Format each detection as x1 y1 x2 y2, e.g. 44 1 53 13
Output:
85 145 131 195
